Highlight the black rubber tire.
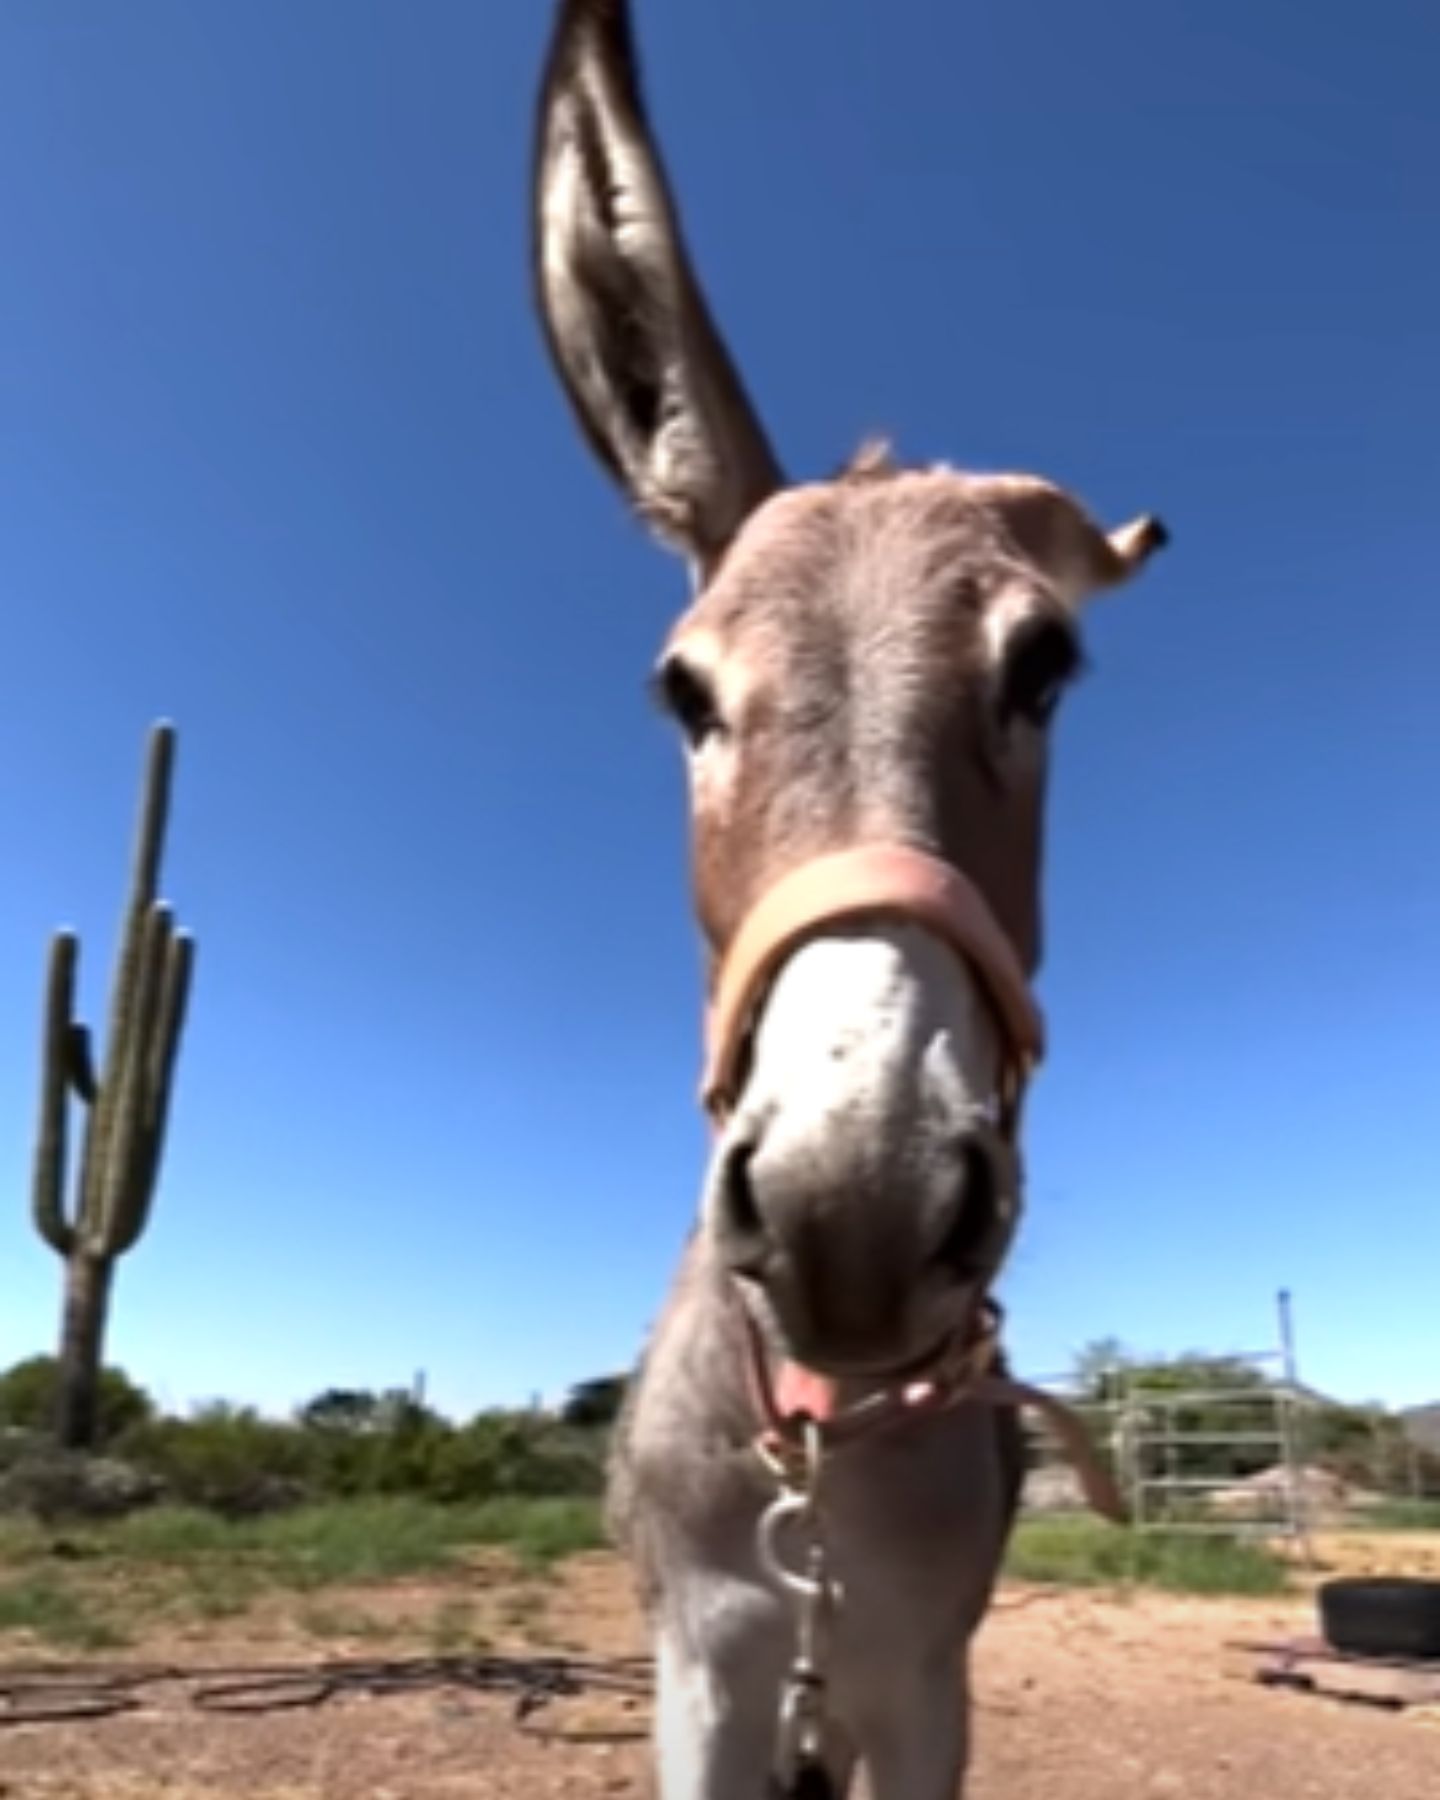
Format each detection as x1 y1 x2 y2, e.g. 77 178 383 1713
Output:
1318 1577 1440 1661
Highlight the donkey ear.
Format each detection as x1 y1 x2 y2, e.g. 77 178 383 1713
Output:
532 0 783 581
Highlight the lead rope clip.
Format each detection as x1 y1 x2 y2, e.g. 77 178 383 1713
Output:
756 1419 840 1800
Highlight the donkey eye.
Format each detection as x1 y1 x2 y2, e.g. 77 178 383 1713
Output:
997 619 1082 728
653 654 723 748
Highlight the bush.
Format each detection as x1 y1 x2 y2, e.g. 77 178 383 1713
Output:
0 1450 163 1521
0 1358 609 1519
111 1401 605 1514
424 1415 606 1502
117 1404 312 1516
561 1376 628 1428
0 1357 154 1447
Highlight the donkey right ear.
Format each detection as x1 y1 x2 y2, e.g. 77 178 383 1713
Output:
531 0 783 583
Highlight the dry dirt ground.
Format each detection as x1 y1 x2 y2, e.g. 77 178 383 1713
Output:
2 1543 1438 1799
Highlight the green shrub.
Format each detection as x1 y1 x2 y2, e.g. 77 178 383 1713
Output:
116 1403 311 1514
424 1414 605 1503
1 1355 611 1518
0 1357 154 1446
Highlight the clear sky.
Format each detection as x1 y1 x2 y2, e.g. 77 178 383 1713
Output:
2 1 1436 1421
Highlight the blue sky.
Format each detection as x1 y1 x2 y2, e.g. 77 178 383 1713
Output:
2 1 1436 1420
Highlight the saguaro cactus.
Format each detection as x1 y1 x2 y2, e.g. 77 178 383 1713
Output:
31 722 196 1450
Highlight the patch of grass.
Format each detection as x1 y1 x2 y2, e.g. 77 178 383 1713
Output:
181 1566 265 1621
460 1497 607 1570
231 1496 603 1585
1 1496 605 1577
0 1575 130 1651
426 1597 490 1654
1007 1516 1288 1596
0 1497 605 1645
0 1515 52 1563
104 1505 239 1560
245 1499 469 1587
297 1601 397 1642
1351 1499 1440 1532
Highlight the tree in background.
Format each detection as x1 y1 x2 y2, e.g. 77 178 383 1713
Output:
561 1375 629 1429
1068 1339 1440 1495
0 1355 154 1447
1069 1337 1130 1400
297 1389 390 1435
29 723 196 1451
1305 1400 1440 1496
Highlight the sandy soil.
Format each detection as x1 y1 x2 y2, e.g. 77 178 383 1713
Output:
1 1552 1437 1798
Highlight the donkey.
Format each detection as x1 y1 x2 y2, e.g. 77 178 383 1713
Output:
531 3 1166 1796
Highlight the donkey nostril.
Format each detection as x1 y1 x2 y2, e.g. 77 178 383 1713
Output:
717 1140 769 1279
934 1138 1002 1279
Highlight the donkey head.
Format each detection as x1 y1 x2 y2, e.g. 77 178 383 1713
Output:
532 0 1165 1385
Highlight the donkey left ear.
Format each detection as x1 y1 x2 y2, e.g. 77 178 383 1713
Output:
531 0 783 584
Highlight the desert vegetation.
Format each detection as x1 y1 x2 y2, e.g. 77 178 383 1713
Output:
4 1344 1438 1657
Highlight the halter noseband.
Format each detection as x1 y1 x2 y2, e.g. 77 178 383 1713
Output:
696 843 1127 1523
700 843 1045 1129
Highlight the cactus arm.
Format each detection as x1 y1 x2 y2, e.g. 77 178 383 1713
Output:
33 933 79 1256
146 929 194 1134
116 928 197 1252
102 726 172 1073
132 723 174 907
89 905 171 1258
112 924 194 1257
74 724 177 1248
